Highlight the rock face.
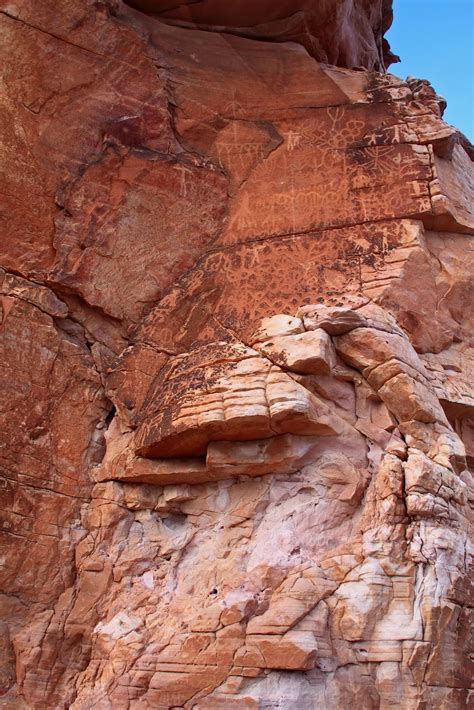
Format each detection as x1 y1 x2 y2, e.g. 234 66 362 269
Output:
0 1 472 707
124 0 398 70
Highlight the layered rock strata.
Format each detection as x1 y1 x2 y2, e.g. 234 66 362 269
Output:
0 0 472 707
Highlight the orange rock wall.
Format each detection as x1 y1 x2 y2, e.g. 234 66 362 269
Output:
0 1 472 707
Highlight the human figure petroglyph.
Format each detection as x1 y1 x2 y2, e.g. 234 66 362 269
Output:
173 163 194 197
283 129 302 151
364 123 403 146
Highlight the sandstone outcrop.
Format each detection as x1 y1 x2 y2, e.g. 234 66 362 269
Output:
0 0 472 707
124 0 398 70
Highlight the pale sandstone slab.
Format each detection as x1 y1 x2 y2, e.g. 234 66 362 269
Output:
251 314 304 344
255 329 337 375
94 454 209 486
334 327 424 375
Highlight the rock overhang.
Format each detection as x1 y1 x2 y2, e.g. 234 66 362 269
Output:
123 0 398 70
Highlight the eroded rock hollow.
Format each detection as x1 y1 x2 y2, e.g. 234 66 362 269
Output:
0 0 473 707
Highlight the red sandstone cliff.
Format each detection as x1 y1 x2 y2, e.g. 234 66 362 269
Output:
0 1 473 707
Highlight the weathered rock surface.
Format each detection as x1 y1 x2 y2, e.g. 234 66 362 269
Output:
124 0 398 71
0 0 472 707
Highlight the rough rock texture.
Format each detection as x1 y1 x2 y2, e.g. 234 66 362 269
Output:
0 0 473 707
124 0 398 71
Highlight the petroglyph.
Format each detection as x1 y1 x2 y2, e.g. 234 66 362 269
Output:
174 164 194 197
283 130 303 151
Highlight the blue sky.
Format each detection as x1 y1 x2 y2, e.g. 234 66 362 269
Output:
386 0 473 140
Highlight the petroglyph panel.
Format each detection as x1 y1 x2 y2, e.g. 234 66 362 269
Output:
139 220 423 352
221 142 432 244
177 119 283 193
51 151 228 323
